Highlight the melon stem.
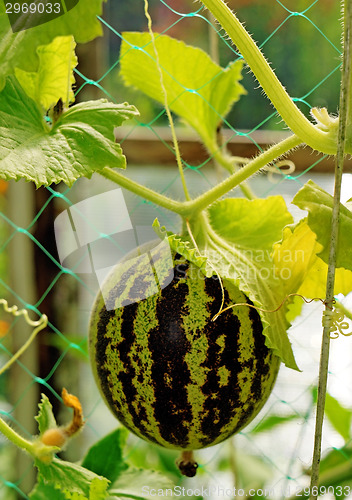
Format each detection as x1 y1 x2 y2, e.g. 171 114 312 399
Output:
176 450 198 477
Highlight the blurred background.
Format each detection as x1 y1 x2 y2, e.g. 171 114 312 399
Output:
1 0 352 498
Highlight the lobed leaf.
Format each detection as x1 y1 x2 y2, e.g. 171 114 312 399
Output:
293 180 352 271
0 0 106 91
29 479 66 499
156 197 301 369
120 32 245 151
0 77 138 187
15 36 77 110
207 197 298 369
152 219 210 275
273 219 352 322
35 457 109 499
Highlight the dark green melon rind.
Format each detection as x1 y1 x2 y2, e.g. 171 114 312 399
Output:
89 249 280 450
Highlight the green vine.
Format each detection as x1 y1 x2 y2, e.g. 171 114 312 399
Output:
199 0 339 155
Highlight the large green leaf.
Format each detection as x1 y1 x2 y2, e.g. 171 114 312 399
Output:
208 196 292 249
206 198 297 369
35 457 109 500
0 77 138 187
29 479 66 500
15 36 77 110
0 0 106 91
293 180 352 271
273 218 352 322
109 468 175 500
120 32 245 151
81 428 129 484
156 196 300 370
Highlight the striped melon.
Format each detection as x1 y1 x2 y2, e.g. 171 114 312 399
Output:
89 242 280 454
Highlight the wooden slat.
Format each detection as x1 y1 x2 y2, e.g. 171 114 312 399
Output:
115 126 350 172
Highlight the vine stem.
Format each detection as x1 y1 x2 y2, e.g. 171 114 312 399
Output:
0 417 34 455
100 134 301 216
0 416 57 460
309 1 352 497
200 0 337 155
189 134 301 214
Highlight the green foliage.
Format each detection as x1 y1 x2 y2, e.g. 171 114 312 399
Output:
155 196 300 369
34 458 110 500
313 389 352 442
120 32 245 152
29 413 175 500
0 77 138 187
293 180 352 270
0 0 350 495
81 428 129 483
0 0 106 90
35 394 58 435
250 414 300 434
15 35 77 110
109 468 175 500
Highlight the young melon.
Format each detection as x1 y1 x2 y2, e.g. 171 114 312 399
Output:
89 242 280 455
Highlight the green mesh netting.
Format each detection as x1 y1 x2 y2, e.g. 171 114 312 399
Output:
0 1 351 498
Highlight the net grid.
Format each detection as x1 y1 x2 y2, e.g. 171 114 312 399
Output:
0 0 350 498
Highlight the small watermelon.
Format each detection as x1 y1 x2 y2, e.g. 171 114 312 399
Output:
89 241 280 460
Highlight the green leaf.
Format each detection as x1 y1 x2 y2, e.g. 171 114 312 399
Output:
293 180 352 271
36 457 110 500
250 414 300 434
273 219 352 322
29 479 67 500
324 392 352 442
156 196 299 369
120 32 245 151
207 197 298 370
15 36 77 110
305 443 352 499
0 77 138 187
110 467 175 500
208 196 292 249
81 428 129 483
0 0 106 91
35 394 57 435
153 219 210 275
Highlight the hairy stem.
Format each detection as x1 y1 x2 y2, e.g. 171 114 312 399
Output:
200 0 337 155
0 417 34 455
188 134 302 214
309 1 352 497
99 167 186 214
101 134 300 217
209 145 256 200
101 134 301 217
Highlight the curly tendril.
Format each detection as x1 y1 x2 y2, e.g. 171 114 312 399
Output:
0 299 47 375
322 308 352 339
